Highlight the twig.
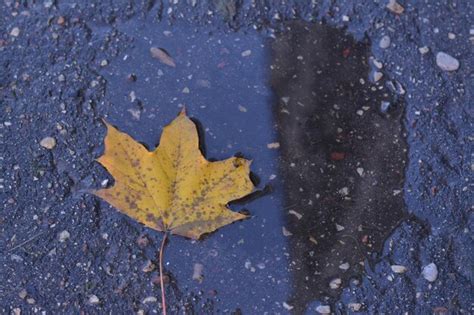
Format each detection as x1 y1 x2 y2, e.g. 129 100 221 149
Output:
159 232 169 315
8 232 44 252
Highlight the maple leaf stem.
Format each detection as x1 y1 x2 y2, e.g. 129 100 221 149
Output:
159 232 169 315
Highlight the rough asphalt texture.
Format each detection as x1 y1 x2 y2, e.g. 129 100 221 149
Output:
1 0 472 314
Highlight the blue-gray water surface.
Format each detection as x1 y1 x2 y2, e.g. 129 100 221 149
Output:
97 17 406 313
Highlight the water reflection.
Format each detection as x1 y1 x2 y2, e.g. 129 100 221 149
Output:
98 16 406 313
271 22 407 311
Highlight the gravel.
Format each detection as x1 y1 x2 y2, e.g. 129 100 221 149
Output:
10 27 20 37
39 136 56 149
422 263 438 282
436 52 460 71
58 230 70 242
391 265 407 273
316 305 331 314
379 35 391 49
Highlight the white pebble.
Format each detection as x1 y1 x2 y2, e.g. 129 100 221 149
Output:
391 265 407 273
436 52 459 71
10 27 20 37
316 305 331 314
418 46 430 54
329 278 342 289
422 263 438 282
348 303 362 311
58 230 70 242
88 294 100 305
40 136 56 149
372 71 383 82
267 142 280 149
339 187 349 196
339 262 350 270
241 50 251 57
283 302 294 310
379 35 391 49
142 296 157 303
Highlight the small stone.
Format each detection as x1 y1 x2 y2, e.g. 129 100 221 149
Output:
348 303 362 311
142 260 155 273
142 296 157 304
288 210 303 220
419 46 429 54
100 59 108 67
386 80 406 95
241 50 251 57
10 27 20 37
267 142 280 149
339 262 350 270
44 0 54 8
282 226 293 236
422 263 438 282
371 71 383 82
386 0 404 14
238 105 247 112
329 278 342 289
380 101 391 113
182 87 190 94
436 52 459 71
316 305 331 314
372 59 383 69
12 308 21 315
335 224 345 231
391 265 407 273
342 15 350 22
40 136 56 149
339 187 349 196
58 230 70 242
379 35 391 49
58 74 65 82
192 263 204 283
448 32 456 39
18 289 27 299
356 167 364 176
88 294 100 305
283 302 294 310
57 16 65 25
26 298 35 304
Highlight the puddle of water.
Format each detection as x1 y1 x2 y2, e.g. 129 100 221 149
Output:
271 22 406 311
100 19 290 313
98 17 406 313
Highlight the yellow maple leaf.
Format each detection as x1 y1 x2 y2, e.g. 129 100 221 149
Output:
93 110 255 240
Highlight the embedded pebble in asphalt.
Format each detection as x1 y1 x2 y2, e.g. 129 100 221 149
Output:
316 305 331 314
40 136 56 149
10 27 20 37
58 230 70 242
422 263 438 282
379 35 391 49
436 52 460 71
88 295 100 305
391 265 407 273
